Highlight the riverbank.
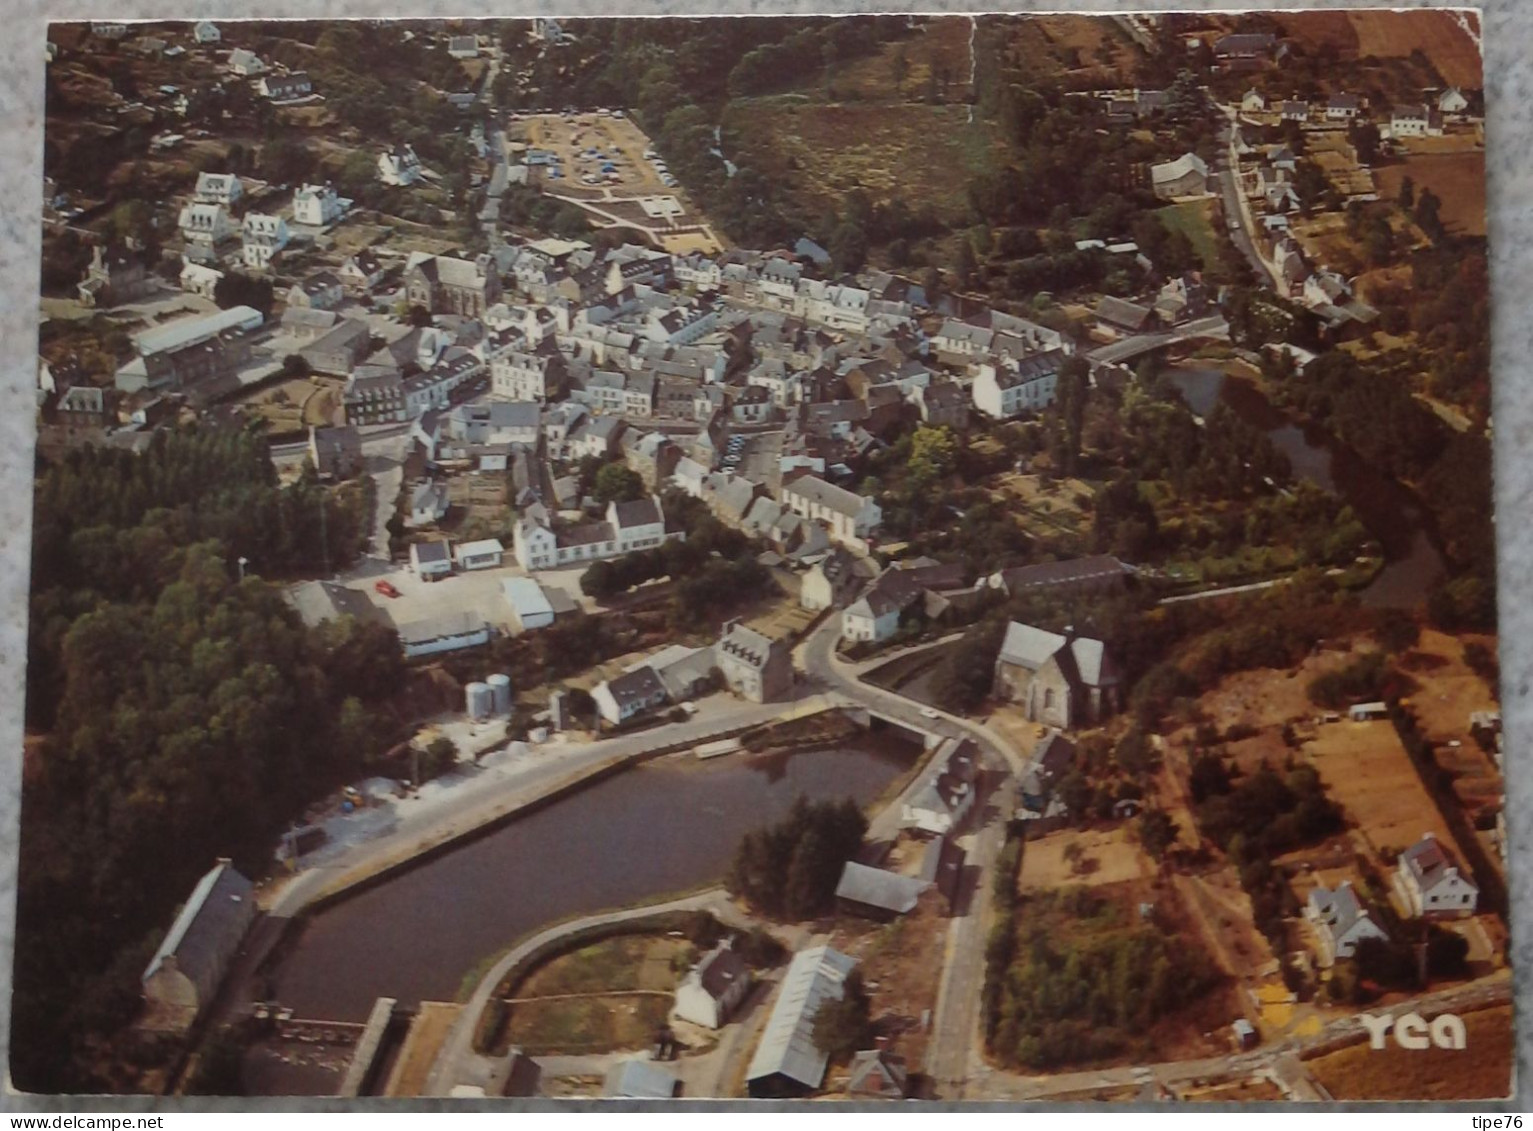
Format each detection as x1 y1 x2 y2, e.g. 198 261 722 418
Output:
1164 362 1448 608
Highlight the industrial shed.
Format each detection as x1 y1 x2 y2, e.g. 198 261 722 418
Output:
745 945 858 1098
502 577 555 630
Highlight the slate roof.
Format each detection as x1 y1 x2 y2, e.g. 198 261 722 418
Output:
993 554 1131 594
612 497 662 529
143 860 254 985
1399 833 1477 895
835 861 929 914
605 665 666 707
692 942 748 1002
846 1049 908 1096
781 473 869 519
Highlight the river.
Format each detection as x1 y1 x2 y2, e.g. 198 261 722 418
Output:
268 734 918 1024
1163 366 1446 607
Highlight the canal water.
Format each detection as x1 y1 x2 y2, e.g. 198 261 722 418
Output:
1163 366 1446 607
269 735 918 1024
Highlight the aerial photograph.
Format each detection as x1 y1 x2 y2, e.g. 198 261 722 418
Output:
17 10 1504 1102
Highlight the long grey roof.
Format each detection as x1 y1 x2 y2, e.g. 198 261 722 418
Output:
143 860 253 984
835 862 929 914
746 945 857 1090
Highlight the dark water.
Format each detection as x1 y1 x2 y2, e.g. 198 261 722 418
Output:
1164 367 1446 607
270 738 917 1023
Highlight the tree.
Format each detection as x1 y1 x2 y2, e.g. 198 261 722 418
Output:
811 970 872 1060
419 735 457 781
1396 175 1415 210
906 425 957 491
282 354 311 378
829 220 868 275
593 462 645 505
955 238 979 290
406 304 434 328
1136 808 1178 862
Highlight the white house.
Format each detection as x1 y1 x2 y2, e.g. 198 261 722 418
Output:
1306 881 1389 965
193 20 221 44
454 538 505 571
1240 88 1266 113
1325 93 1362 121
971 349 1066 419
292 183 350 227
1395 832 1479 918
841 589 902 645
409 538 453 579
179 261 223 298
257 72 313 102
378 144 422 187
194 171 242 207
227 48 265 75
1150 152 1209 199
1390 104 1442 138
241 213 290 270
671 941 750 1029
592 665 669 726
339 249 387 293
178 202 234 247
1437 87 1470 114
779 473 881 550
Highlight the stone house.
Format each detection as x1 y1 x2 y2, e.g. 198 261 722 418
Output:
993 622 1120 729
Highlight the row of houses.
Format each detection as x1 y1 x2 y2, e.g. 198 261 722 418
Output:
590 617 793 726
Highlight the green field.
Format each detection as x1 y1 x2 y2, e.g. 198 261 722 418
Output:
1156 200 1220 270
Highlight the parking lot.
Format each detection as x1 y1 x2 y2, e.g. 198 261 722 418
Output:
357 555 597 635
516 111 672 194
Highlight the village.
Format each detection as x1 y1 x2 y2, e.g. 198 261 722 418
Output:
23 13 1508 1105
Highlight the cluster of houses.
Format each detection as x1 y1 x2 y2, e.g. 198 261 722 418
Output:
1304 831 1480 968
588 617 793 727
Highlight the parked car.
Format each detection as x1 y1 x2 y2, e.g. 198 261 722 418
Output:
375 580 401 598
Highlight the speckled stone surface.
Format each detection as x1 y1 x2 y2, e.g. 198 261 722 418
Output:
0 0 1527 1111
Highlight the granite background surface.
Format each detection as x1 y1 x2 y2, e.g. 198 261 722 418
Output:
0 0 1527 1112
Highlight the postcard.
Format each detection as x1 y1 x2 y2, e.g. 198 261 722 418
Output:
18 10 1505 1102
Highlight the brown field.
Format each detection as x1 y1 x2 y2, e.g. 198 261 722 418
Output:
1272 11 1360 53
1305 719 1455 861
237 376 339 432
502 993 672 1056
724 98 999 225
383 1001 461 1097
1020 825 1153 891
1173 869 1275 983
828 897 949 1068
997 14 1140 85
1374 152 1487 237
1306 1005 1511 1100
829 17 977 101
1347 9 1482 89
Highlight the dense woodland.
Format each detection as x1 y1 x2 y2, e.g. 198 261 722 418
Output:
16 428 393 1092
725 797 869 920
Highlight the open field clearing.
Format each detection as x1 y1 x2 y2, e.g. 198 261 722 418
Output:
1020 826 1152 891
1156 200 1220 269
724 99 999 226
1347 9 1482 89
994 14 1141 86
1305 719 1454 859
1374 152 1487 237
1306 1005 1511 1100
829 898 949 1069
827 17 977 101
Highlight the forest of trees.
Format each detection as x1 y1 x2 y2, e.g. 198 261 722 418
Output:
16 427 391 1092
725 797 868 920
985 886 1222 1070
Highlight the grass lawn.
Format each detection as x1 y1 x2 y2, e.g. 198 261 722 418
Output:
502 993 673 1056
514 935 693 999
1156 200 1220 271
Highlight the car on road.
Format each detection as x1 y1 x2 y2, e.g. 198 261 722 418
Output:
920 707 941 720
374 580 401 598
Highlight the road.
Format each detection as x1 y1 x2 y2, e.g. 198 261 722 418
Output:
1085 314 1229 367
423 887 753 1097
797 616 1025 1096
1215 111 1284 289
